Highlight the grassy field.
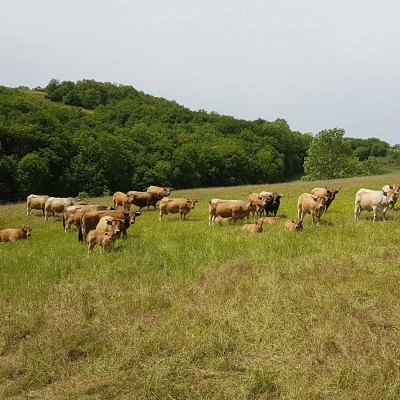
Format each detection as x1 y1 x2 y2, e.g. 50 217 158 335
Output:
1 173 400 399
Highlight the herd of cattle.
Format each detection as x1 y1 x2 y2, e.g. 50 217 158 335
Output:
1 183 399 251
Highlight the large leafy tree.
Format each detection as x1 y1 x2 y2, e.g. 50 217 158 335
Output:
303 128 352 180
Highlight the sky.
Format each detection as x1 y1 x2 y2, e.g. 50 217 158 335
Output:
2 0 400 145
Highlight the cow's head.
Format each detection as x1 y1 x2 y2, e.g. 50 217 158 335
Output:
186 198 198 209
126 211 141 225
292 219 303 231
382 189 396 205
20 225 33 238
268 193 283 206
311 195 328 210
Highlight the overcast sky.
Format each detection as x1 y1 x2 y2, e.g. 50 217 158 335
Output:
2 0 399 145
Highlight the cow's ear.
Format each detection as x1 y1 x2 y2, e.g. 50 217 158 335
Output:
278 194 284 198
136 212 141 216
195 198 199 202
311 195 318 201
382 190 387 196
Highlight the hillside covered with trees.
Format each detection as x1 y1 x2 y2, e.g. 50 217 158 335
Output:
0 79 394 202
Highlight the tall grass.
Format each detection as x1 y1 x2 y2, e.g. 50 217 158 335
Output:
1 172 400 399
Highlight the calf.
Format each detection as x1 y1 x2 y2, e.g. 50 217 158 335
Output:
65 212 83 232
248 193 268 218
0 226 33 242
87 230 119 254
96 216 124 239
214 216 233 224
112 191 137 211
284 219 303 231
242 221 263 233
257 216 281 225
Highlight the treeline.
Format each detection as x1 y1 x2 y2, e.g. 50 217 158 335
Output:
0 80 392 202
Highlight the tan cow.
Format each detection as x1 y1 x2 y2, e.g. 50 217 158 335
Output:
0 226 33 242
297 193 328 224
242 221 263 233
112 191 137 211
96 216 124 237
87 230 119 254
214 216 233 224
26 194 49 216
248 193 268 218
208 199 256 225
257 216 281 225
284 219 303 231
65 213 83 232
159 197 198 221
45 197 88 220
78 210 141 244
311 187 341 211
63 205 114 232
147 186 173 197
355 188 396 221
382 184 399 209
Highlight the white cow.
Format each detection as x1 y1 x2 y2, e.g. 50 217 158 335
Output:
354 188 396 222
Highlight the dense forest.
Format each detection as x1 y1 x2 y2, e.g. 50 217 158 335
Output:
0 79 393 202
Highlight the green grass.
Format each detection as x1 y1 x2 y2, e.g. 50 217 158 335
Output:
1 173 400 399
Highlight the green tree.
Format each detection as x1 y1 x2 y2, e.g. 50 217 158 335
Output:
303 128 352 180
17 153 50 195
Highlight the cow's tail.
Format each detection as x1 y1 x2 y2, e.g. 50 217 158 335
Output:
62 213 66 229
78 225 83 244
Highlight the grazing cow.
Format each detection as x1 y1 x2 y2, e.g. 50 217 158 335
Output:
297 193 328 224
259 191 283 216
147 186 173 197
214 216 233 224
257 216 281 225
311 187 341 211
45 197 87 220
112 191 137 211
26 194 49 216
284 219 303 231
128 191 164 211
65 213 83 232
382 184 399 209
159 197 198 221
242 221 263 233
63 205 114 231
248 193 268 218
78 210 141 244
208 199 257 225
354 188 396 222
87 230 119 254
0 226 33 242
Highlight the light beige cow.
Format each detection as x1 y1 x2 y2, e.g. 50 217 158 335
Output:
26 194 49 216
297 193 328 224
284 219 303 231
242 221 263 233
355 188 396 221
112 191 137 211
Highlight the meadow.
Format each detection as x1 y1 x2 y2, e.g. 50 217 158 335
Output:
1 172 400 399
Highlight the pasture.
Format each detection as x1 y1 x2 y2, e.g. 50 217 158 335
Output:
1 173 400 399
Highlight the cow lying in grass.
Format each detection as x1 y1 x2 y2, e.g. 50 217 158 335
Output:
0 226 33 242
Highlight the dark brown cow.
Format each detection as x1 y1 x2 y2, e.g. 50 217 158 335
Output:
128 191 164 211
311 187 341 211
0 226 33 242
147 186 173 197
159 197 198 221
26 194 49 216
78 210 141 244
209 199 257 225
297 193 328 224
259 191 283 216
112 191 137 211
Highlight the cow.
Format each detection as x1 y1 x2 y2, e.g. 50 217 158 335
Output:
382 184 399 209
214 216 233 224
311 187 341 211
248 193 268 218
242 221 263 233
87 230 119 254
112 191 137 211
147 186 173 197
297 193 328 224
257 216 281 225
0 226 33 242
128 191 164 211
78 210 141 244
96 216 124 237
354 188 396 222
284 219 303 232
208 199 257 225
159 197 198 221
65 213 83 232
259 191 283 216
45 197 88 220
26 194 49 216
63 205 114 231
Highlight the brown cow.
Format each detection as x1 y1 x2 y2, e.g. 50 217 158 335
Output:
209 199 256 225
26 194 49 216
87 230 119 254
248 193 268 218
96 216 124 236
242 221 263 233
128 191 164 211
0 226 33 242
311 187 341 211
78 210 141 244
297 193 328 224
45 197 88 220
147 186 173 197
159 197 198 221
257 216 281 225
63 205 114 231
112 191 137 211
284 219 303 231
214 216 233 224
65 213 83 232
382 184 399 209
